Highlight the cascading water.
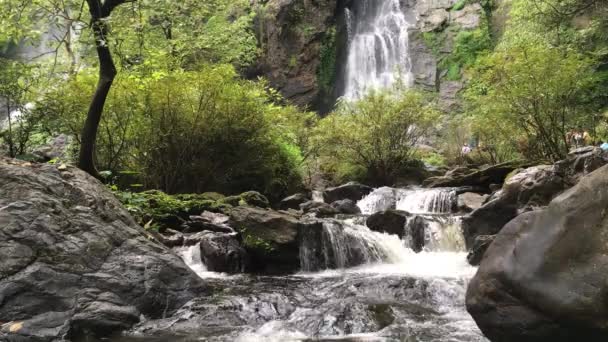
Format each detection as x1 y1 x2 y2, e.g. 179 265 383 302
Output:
342 0 415 100
129 186 486 342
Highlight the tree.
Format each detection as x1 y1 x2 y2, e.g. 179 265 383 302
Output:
466 42 598 161
77 0 133 177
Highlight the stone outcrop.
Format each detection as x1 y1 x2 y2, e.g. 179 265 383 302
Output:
457 192 488 212
462 165 564 248
323 182 373 203
0 159 203 341
467 165 608 342
252 0 340 110
466 235 495 266
228 206 316 273
197 232 249 273
366 210 410 238
279 192 311 210
330 199 361 215
424 162 523 189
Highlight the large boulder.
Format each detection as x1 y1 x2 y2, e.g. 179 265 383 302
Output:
198 232 249 274
330 199 362 215
0 159 203 341
301 201 340 217
366 210 411 238
467 165 608 342
457 192 488 212
322 182 373 203
228 206 314 274
466 235 495 266
279 193 311 210
462 165 564 248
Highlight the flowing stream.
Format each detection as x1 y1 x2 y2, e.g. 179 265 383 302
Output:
146 187 487 342
342 0 415 100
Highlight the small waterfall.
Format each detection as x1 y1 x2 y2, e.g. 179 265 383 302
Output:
343 0 414 100
300 219 409 272
175 243 228 279
358 187 457 215
396 188 457 214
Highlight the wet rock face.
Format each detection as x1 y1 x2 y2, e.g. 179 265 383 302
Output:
466 235 495 266
366 210 411 238
228 206 318 274
457 192 488 213
462 165 564 248
467 165 608 342
330 199 362 215
323 182 373 203
0 159 203 342
198 232 250 273
253 0 340 110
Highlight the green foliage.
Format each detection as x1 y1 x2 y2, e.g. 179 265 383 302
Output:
439 28 492 80
465 42 598 161
421 152 447 168
314 89 441 185
452 0 467 11
317 26 337 93
112 189 232 230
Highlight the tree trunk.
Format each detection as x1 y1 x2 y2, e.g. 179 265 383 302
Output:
78 0 121 177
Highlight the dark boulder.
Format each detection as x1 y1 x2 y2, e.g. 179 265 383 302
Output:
228 206 314 274
198 232 249 273
323 182 373 203
239 191 270 208
366 210 411 238
466 235 495 266
181 212 234 234
462 165 564 248
0 159 203 342
405 215 427 253
279 193 311 210
331 199 362 215
300 201 340 217
467 165 608 342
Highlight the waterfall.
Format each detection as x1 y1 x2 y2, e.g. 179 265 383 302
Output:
357 187 457 215
175 243 228 279
396 188 457 214
343 0 415 100
300 219 409 272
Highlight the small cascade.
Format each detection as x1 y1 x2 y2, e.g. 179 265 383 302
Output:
175 243 227 279
356 186 396 214
396 188 457 214
300 219 409 272
343 0 415 100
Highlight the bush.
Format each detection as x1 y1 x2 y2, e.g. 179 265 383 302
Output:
314 89 441 185
37 64 308 201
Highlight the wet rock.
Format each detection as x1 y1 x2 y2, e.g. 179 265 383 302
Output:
462 165 564 248
323 182 373 203
301 201 340 217
154 229 185 247
457 192 488 212
466 235 495 266
198 232 249 273
366 210 411 238
228 206 314 274
0 158 203 341
406 215 428 253
331 199 362 215
467 165 608 342
181 211 234 234
279 192 311 210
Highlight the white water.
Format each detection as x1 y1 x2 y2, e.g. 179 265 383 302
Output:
175 243 230 279
357 187 457 215
343 0 415 100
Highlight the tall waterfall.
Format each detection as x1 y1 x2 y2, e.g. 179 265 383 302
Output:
343 0 415 100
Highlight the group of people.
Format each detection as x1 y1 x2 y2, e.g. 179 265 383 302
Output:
567 129 592 148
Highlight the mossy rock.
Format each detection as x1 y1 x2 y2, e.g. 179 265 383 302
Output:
239 191 270 208
220 195 242 207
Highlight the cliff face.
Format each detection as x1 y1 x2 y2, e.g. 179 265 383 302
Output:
252 0 343 113
253 0 484 112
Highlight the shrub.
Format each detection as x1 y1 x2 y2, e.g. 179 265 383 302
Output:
314 89 441 185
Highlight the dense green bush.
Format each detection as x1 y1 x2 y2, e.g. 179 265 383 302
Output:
314 90 440 185
37 64 308 201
